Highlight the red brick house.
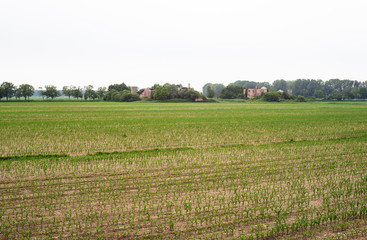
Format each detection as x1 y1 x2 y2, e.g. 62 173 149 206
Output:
245 87 268 99
139 88 152 98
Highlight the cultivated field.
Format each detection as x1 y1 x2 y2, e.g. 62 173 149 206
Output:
1 102 367 239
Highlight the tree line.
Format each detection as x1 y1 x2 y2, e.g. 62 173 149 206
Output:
0 82 206 102
104 83 205 102
203 79 367 100
0 82 109 101
2 79 367 102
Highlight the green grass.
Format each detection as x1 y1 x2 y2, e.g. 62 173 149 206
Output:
1 101 367 239
1 101 366 157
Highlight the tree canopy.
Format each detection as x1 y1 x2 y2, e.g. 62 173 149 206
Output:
108 83 129 92
1 82 16 100
62 86 73 99
0 86 5 100
206 86 215 98
41 85 61 100
219 85 244 99
18 84 35 101
202 83 224 98
153 86 170 100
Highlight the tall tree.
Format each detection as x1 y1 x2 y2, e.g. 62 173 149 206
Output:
220 85 244 99
164 83 180 99
153 86 169 100
272 80 287 91
202 83 225 98
108 83 129 92
43 85 61 100
324 79 342 95
206 86 215 98
84 85 96 100
294 79 311 96
72 87 83 100
314 90 324 98
97 87 107 100
183 90 201 101
359 87 367 99
1 82 16 100
62 86 73 99
300 89 308 96
18 84 35 100
14 88 22 100
232 80 257 89
38 87 45 100
0 86 5 100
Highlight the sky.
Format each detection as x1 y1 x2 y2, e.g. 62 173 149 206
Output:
1 0 367 92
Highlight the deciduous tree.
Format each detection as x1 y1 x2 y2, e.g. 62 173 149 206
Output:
62 86 73 99
153 86 169 100
1 82 16 100
72 87 83 100
0 86 5 100
97 87 107 100
19 84 35 100
43 85 61 100
314 90 323 99
219 85 244 99
263 92 280 102
164 83 180 99
84 85 96 100
272 79 287 91
108 83 129 92
359 87 367 99
207 86 215 98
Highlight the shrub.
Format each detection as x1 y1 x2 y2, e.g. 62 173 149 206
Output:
153 86 169 100
103 89 140 102
296 96 306 102
280 92 295 100
263 92 280 102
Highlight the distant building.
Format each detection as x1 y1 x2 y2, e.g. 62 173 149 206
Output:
131 86 138 94
140 88 152 98
278 89 294 95
178 84 194 92
245 86 268 99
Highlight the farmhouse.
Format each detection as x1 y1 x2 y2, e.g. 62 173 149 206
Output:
139 88 152 98
245 86 268 99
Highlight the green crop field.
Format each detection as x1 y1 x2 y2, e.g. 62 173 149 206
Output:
1 101 367 239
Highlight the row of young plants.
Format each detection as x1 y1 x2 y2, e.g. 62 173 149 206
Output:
1 137 367 239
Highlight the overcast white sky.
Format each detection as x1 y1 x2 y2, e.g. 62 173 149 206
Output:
1 0 366 92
